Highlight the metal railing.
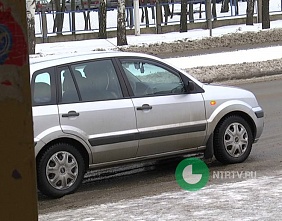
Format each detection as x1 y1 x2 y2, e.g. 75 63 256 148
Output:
35 0 282 39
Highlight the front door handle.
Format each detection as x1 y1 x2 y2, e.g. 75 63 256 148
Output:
62 111 80 118
136 104 152 111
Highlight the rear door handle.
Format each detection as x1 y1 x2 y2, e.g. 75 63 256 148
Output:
62 111 80 118
136 104 152 111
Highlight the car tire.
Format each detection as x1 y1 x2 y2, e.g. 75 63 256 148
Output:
37 143 85 198
214 115 253 164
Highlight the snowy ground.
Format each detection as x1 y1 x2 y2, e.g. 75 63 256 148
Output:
39 173 282 221
34 20 282 57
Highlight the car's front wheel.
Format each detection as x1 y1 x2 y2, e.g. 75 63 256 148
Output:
214 115 253 164
37 143 85 198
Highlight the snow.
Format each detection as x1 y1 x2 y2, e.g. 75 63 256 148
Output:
166 45 282 68
39 174 282 220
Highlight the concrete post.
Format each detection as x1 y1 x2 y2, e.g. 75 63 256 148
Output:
156 0 162 34
133 0 140 36
206 0 212 37
257 0 262 23
0 0 38 220
41 11 48 43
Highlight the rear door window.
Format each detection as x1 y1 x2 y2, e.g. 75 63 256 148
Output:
59 67 80 103
70 59 124 102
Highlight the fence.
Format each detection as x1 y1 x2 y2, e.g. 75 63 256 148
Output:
35 0 282 41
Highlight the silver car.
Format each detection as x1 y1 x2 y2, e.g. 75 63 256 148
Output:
30 52 264 198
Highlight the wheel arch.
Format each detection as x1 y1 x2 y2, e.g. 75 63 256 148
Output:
204 110 256 160
36 137 90 172
214 111 257 143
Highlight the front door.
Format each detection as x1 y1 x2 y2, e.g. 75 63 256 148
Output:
119 59 207 157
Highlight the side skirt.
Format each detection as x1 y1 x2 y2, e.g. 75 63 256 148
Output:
88 146 206 170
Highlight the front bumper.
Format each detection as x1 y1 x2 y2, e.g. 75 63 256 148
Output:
253 107 264 143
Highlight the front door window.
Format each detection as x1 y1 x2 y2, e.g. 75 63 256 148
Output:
121 61 184 97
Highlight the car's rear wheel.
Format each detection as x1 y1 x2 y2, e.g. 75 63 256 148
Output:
37 143 85 198
214 115 253 164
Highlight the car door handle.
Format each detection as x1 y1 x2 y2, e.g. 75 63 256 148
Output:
62 111 80 118
136 104 152 111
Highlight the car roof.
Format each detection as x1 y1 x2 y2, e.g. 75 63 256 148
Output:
29 50 204 88
29 51 159 75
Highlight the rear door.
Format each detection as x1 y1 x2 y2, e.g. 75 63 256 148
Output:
57 59 138 164
119 58 207 157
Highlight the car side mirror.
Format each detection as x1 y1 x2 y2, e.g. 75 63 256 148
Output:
184 79 195 92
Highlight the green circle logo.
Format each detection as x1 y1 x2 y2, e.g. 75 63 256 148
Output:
175 158 209 191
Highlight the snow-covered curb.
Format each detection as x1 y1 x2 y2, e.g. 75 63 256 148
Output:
122 28 282 55
186 58 282 83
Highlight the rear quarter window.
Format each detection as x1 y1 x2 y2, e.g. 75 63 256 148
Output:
31 67 56 106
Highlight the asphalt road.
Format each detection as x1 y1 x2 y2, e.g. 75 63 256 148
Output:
38 77 282 215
